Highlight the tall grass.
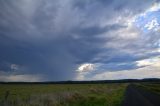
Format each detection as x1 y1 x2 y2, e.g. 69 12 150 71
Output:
0 84 127 106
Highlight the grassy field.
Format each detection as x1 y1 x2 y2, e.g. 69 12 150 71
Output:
0 83 127 106
136 83 160 95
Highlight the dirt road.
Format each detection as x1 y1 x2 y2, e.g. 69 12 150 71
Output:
122 84 160 106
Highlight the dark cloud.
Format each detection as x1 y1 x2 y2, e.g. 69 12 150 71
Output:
0 0 160 81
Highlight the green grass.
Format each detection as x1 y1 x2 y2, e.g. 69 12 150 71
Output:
136 83 160 95
0 83 127 106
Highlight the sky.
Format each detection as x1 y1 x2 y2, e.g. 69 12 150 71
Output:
0 0 160 82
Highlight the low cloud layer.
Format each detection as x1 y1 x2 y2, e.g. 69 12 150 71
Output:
0 0 160 81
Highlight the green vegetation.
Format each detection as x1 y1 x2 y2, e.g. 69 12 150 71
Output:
0 83 127 106
136 83 160 95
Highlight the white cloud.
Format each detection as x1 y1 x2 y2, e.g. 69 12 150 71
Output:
92 67 160 80
76 63 95 72
91 56 160 80
148 2 160 12
76 63 96 80
136 56 160 67
138 2 160 17
129 2 160 33
144 18 159 31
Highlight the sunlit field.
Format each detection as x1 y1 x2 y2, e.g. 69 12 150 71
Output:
0 83 127 106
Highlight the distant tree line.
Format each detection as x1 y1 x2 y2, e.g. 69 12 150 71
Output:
0 78 160 84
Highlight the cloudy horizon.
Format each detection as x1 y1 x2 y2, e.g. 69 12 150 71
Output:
0 0 160 82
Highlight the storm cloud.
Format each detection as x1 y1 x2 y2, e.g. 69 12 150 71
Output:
0 0 160 81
